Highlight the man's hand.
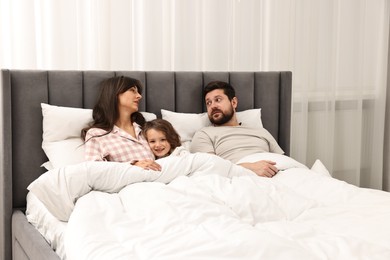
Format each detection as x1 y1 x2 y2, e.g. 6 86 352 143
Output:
133 159 162 171
238 160 278 177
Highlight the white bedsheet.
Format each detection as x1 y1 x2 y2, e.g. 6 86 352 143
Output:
27 152 390 259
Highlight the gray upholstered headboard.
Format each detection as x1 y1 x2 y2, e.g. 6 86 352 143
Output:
0 70 291 259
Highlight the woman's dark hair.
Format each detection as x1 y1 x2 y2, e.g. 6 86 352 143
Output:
81 76 145 140
203 81 236 101
143 119 181 154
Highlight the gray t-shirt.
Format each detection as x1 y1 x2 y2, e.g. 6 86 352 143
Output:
190 126 284 163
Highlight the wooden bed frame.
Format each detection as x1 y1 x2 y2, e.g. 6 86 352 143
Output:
0 70 292 260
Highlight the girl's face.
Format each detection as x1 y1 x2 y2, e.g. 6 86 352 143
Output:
145 129 171 158
117 86 142 113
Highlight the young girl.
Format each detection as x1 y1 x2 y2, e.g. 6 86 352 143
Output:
143 119 182 159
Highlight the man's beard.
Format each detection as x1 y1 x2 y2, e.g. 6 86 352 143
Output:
209 108 234 125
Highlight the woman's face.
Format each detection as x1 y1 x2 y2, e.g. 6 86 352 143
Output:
117 86 142 113
145 129 171 158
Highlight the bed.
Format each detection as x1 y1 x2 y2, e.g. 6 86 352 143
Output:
1 69 390 260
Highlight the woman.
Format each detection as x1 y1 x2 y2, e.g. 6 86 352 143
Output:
82 76 161 171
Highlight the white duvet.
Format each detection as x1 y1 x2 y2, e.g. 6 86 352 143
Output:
28 152 390 260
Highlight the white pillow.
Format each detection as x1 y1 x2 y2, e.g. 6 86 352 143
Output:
41 103 157 169
161 108 263 143
161 109 212 143
310 159 331 177
237 109 263 128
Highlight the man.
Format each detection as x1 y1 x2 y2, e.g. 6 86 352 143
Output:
190 81 284 177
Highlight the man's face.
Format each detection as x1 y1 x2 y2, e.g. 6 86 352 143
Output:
205 89 237 125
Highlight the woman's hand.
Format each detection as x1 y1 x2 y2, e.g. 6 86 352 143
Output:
133 159 162 171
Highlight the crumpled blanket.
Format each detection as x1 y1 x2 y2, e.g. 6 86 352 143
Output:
28 152 390 260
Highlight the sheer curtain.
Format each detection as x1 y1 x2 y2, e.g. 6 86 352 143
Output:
0 0 389 190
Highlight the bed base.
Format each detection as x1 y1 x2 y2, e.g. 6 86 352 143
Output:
12 210 60 260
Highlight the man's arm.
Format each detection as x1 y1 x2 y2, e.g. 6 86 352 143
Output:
190 130 215 154
262 128 285 154
238 160 278 178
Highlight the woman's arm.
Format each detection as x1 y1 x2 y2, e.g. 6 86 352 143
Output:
84 131 107 161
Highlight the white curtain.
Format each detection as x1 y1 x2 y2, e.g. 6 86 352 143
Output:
1 0 389 190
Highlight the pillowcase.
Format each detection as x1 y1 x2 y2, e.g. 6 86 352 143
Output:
161 110 212 143
310 159 331 177
41 103 92 169
236 109 263 129
161 108 263 144
41 103 157 169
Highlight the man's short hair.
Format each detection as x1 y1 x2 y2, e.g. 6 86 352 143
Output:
203 81 236 101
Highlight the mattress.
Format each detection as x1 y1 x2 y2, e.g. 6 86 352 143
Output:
26 192 67 260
